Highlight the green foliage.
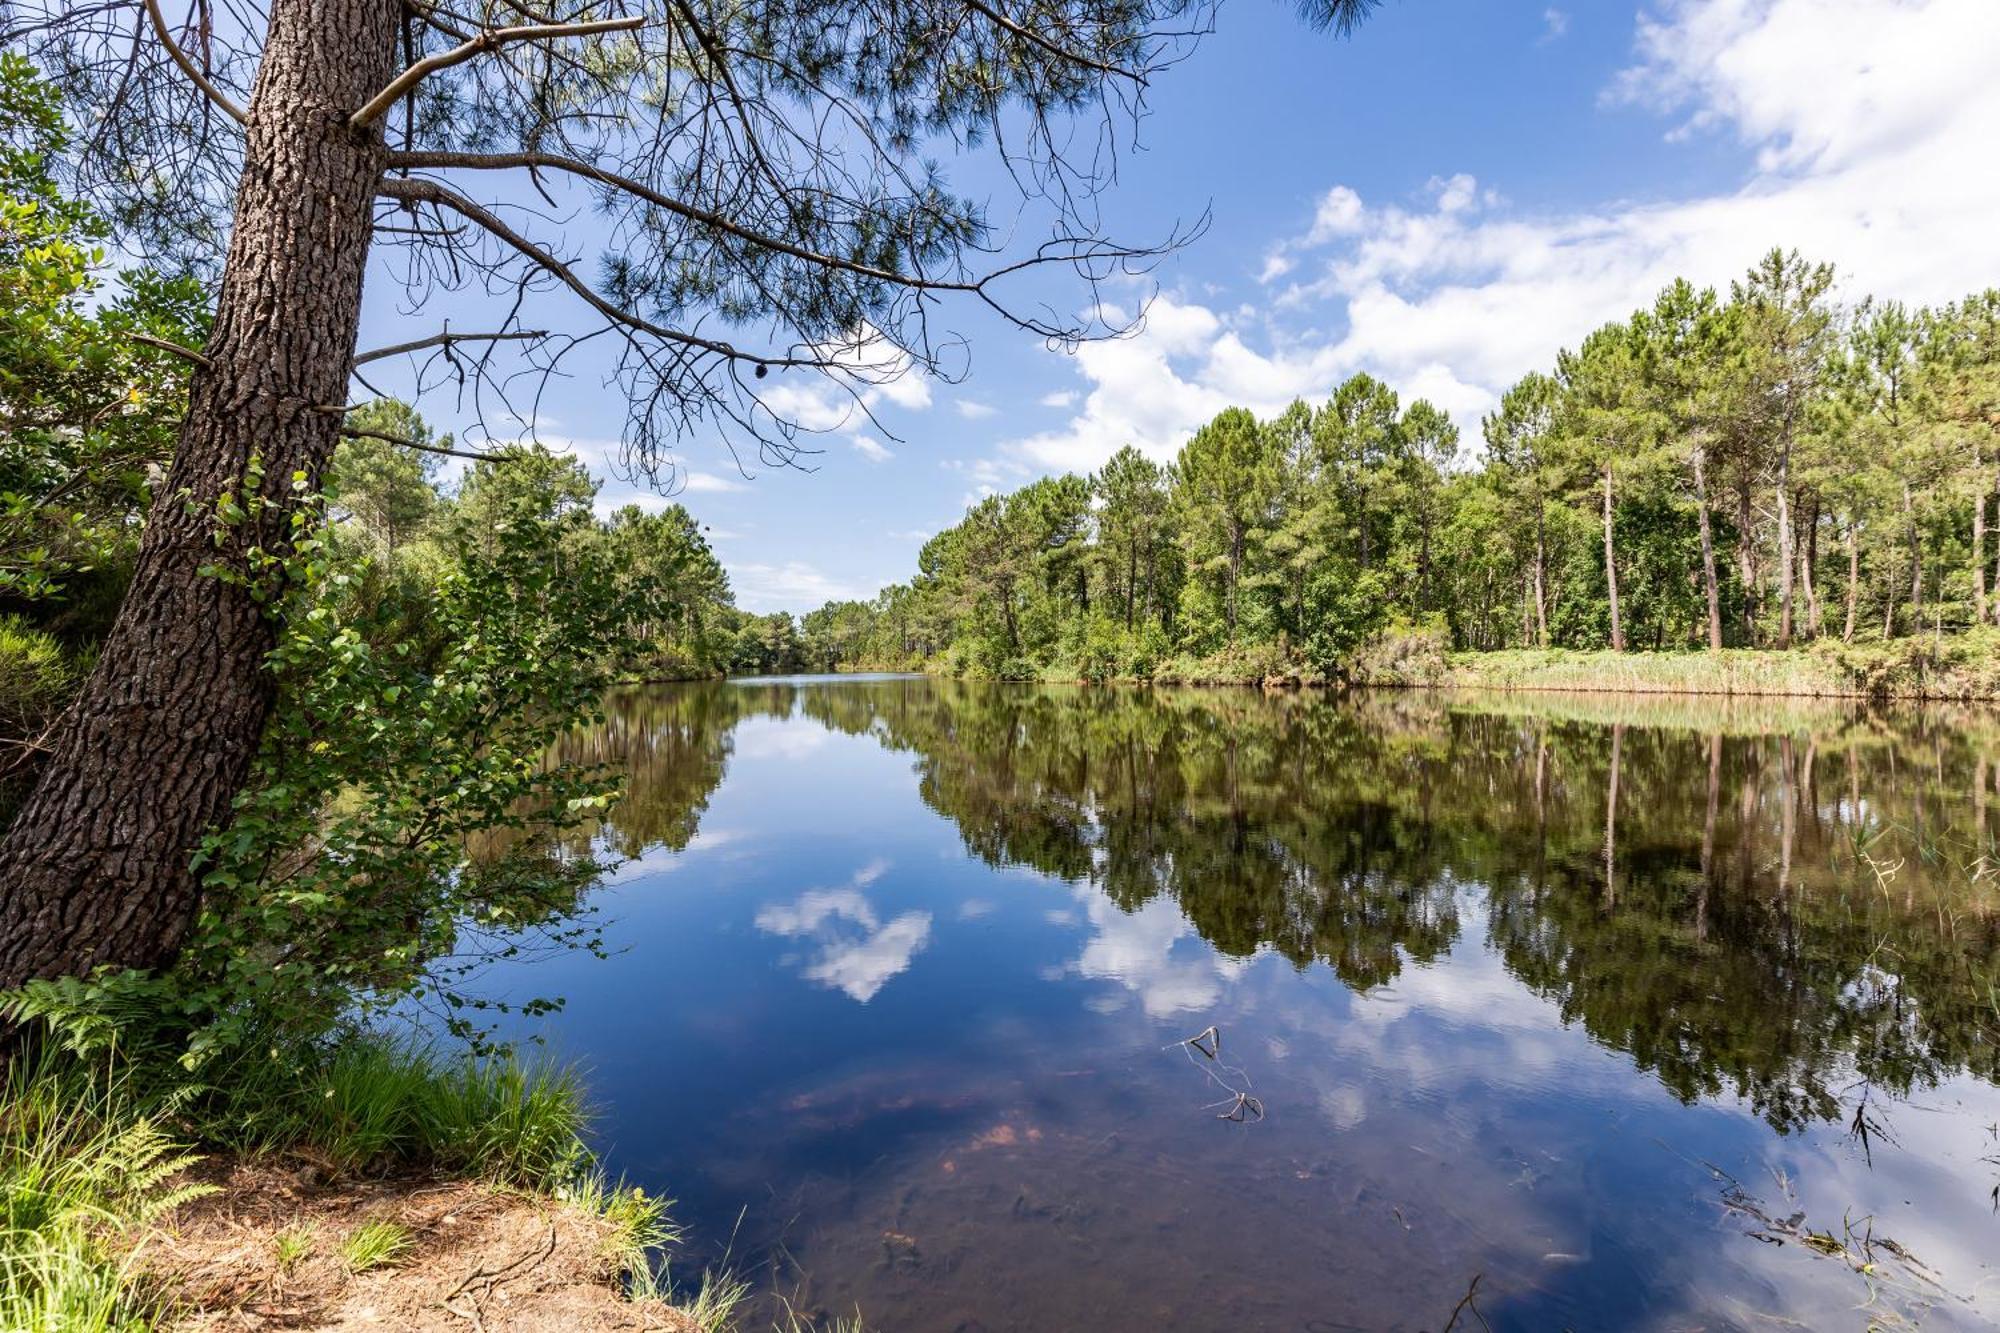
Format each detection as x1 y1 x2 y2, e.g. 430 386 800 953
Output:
329 401 441 554
164 467 629 1054
603 503 736 677
808 256 2000 679
729 610 806 675
228 1040 594 1184
0 614 78 735
0 57 206 607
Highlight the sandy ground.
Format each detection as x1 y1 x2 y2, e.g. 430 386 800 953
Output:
148 1157 698 1332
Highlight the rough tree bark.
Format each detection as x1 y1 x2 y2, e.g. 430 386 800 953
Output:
1735 478 1759 645
1693 444 1722 650
1904 480 1922 633
0 0 400 990
1602 462 1624 651
1842 516 1859 643
1973 447 1989 628
1776 465 1795 648
1532 502 1549 647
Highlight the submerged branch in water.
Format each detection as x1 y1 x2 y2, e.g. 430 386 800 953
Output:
1171 1025 1265 1123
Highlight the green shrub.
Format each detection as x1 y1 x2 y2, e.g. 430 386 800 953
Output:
1345 621 1452 686
0 616 80 735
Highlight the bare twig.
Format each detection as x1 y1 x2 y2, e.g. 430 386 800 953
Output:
352 328 548 367
141 0 248 124
441 1223 558 1331
1171 1024 1266 1123
1441 1273 1490 1333
376 175 802 371
350 16 645 128
340 425 506 462
962 0 1144 85
130 331 212 367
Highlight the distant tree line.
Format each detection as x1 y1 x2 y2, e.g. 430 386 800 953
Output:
802 250 2000 679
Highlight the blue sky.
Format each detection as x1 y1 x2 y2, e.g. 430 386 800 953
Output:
356 0 2000 613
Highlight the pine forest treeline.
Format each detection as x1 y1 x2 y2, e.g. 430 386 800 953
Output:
802 251 2000 679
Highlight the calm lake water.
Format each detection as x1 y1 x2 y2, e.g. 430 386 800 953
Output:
466 677 2000 1331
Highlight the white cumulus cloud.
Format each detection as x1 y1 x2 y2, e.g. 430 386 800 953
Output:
682 470 748 493
1004 0 2000 476
728 561 877 612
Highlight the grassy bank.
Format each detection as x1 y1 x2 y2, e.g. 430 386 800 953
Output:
0 1032 762 1331
880 626 2000 700
1350 627 2000 701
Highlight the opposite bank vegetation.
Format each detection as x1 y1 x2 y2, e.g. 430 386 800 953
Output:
796 254 2000 693
836 626 2000 701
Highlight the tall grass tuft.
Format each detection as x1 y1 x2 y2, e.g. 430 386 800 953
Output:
338 1219 413 1273
0 1052 212 1332
203 1037 593 1186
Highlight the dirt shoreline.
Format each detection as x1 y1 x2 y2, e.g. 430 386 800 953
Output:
150 1156 694 1331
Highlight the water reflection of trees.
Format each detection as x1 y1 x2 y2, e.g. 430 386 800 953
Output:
785 682 2000 1130
554 678 2000 1130
472 681 801 875
550 684 753 857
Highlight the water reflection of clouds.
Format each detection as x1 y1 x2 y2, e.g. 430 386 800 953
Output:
1260 927 2000 1325
730 717 833 762
1066 887 1254 1019
754 860 931 1002
604 824 750 883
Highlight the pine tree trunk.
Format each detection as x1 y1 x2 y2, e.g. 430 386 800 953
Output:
1776 462 1795 648
1842 518 1859 644
1904 481 1922 633
1735 478 1759 646
1417 501 1433 613
1973 453 1989 629
0 0 399 991
1533 500 1549 647
1226 520 1242 646
1801 492 1821 639
1991 463 2000 626
1693 445 1722 650
1125 544 1136 631
1603 463 1623 651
